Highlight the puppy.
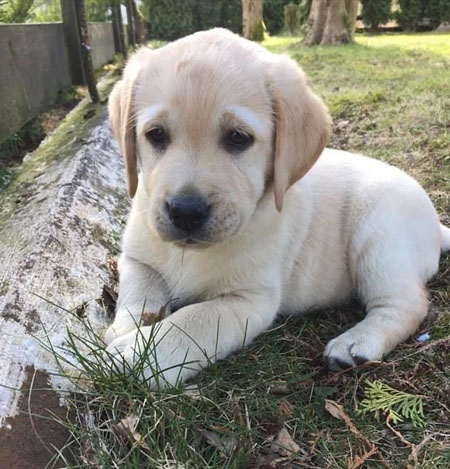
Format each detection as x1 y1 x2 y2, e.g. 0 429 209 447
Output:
105 28 450 386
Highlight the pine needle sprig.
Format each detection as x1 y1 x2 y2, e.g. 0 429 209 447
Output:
359 380 426 428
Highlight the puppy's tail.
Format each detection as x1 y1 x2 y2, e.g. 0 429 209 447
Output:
441 224 450 253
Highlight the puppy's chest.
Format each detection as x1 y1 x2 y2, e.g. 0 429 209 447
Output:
156 250 244 308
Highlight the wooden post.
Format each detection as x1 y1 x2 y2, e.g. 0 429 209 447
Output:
111 0 124 54
60 0 85 85
111 0 126 54
117 1 127 55
74 0 100 103
125 0 136 47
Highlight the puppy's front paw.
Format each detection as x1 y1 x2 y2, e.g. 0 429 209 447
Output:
103 319 137 345
105 322 203 388
104 308 167 345
324 326 385 371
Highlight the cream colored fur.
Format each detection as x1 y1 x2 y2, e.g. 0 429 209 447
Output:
105 29 450 386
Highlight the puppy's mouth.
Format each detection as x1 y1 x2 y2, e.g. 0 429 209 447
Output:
173 237 214 249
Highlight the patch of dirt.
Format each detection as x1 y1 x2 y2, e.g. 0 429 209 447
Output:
0 367 72 469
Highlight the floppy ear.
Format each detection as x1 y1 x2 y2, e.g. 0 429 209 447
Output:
109 79 138 197
108 48 151 198
269 56 331 211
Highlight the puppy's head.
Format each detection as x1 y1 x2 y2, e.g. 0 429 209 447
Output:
109 29 330 247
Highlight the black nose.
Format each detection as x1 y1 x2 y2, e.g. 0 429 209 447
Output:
166 195 211 232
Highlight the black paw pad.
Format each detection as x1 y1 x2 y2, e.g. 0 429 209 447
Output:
326 357 354 371
352 355 369 366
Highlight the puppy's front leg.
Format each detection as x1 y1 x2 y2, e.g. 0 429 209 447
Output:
104 254 170 344
106 289 280 387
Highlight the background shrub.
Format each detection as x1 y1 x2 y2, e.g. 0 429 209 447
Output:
140 0 196 40
361 0 392 31
264 0 303 35
425 0 450 27
396 0 424 30
215 0 242 33
397 0 450 30
141 0 308 40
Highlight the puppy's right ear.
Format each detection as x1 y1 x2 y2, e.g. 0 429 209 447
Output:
109 80 137 197
108 49 151 198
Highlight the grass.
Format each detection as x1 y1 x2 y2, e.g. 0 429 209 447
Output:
36 32 450 468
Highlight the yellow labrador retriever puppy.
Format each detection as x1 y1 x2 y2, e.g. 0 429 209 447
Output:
105 28 449 385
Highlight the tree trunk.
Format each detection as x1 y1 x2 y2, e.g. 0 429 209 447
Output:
284 4 300 35
304 0 358 45
345 0 359 36
242 0 264 41
75 0 100 103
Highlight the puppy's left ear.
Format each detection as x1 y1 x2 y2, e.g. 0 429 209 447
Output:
269 55 331 211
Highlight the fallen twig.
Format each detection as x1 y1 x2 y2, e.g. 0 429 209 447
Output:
385 416 433 469
325 400 391 469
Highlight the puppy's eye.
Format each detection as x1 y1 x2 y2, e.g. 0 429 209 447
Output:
224 130 254 152
145 127 169 148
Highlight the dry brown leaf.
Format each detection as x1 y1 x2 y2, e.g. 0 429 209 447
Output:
324 399 346 420
141 302 170 326
108 256 118 277
98 283 118 318
325 400 361 438
232 396 245 426
308 430 325 454
270 426 301 457
279 400 293 417
74 301 88 318
141 311 161 326
254 453 290 468
112 414 150 450
198 429 237 458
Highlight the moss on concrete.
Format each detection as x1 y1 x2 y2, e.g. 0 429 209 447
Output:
0 74 118 221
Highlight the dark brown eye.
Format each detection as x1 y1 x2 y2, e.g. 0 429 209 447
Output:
146 127 168 148
224 130 253 152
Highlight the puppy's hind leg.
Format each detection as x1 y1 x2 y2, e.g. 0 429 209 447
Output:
324 280 428 370
324 217 440 370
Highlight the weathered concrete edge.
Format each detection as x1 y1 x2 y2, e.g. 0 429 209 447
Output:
0 71 129 427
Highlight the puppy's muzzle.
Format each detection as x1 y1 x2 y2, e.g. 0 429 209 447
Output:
166 194 211 233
